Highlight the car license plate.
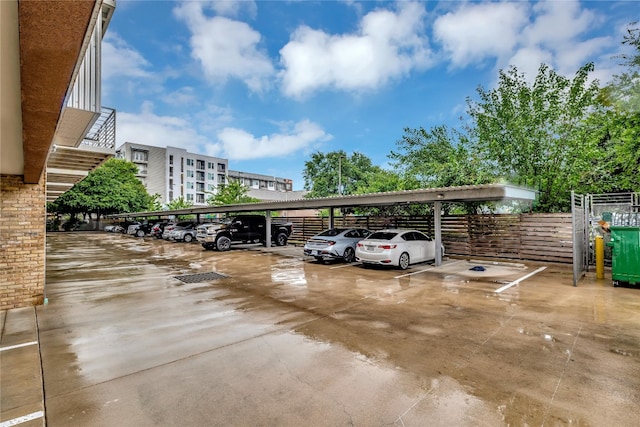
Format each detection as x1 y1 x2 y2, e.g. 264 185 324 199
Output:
312 250 318 256
366 245 374 251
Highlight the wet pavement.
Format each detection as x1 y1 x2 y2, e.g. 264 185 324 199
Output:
2 232 640 426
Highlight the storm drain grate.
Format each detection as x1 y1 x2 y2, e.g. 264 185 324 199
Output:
174 272 229 283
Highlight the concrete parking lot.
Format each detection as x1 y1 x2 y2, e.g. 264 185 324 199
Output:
2 232 640 426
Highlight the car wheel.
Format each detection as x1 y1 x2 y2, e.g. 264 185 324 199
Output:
136 229 145 237
343 247 355 263
275 232 288 246
184 234 193 243
216 236 231 251
314 257 324 263
398 252 410 270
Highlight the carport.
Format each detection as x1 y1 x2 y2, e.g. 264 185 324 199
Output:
108 184 536 266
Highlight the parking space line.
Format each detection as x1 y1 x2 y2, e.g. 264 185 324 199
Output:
495 266 547 293
329 263 361 270
394 260 464 279
0 341 38 352
0 411 44 427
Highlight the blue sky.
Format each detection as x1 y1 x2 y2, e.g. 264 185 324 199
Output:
103 1 637 190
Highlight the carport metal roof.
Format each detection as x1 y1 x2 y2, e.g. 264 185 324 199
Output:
107 184 536 268
107 184 536 218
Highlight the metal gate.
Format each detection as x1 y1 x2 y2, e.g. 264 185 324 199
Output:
573 192 640 286
571 192 588 286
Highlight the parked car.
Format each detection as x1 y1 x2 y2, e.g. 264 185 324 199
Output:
196 215 293 251
151 222 169 239
304 228 371 263
170 222 198 242
163 221 196 241
129 221 165 237
355 229 444 270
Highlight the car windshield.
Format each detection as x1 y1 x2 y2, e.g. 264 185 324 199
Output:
367 232 398 240
318 228 347 237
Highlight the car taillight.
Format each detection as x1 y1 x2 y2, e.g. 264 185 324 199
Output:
357 242 363 247
378 244 397 250
327 241 336 246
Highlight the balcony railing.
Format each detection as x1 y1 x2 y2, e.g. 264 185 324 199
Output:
81 107 115 149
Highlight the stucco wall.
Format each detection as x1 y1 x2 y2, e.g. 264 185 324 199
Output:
0 174 46 309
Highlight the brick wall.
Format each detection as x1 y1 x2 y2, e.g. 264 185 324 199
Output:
0 174 46 309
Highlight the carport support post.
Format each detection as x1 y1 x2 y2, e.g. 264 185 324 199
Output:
265 211 272 248
328 208 335 229
434 201 442 266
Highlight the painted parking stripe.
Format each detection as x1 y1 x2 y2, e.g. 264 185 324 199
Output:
0 341 38 352
0 411 44 427
329 262 361 270
495 266 547 293
394 260 464 279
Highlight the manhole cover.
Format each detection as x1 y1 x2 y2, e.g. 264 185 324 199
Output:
174 272 229 283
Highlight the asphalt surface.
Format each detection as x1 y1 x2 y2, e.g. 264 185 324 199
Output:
2 232 640 426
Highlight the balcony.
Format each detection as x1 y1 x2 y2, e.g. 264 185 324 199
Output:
46 107 116 202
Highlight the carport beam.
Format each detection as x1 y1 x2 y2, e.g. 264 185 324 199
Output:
434 201 442 266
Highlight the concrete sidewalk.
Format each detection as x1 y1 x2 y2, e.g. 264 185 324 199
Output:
0 307 44 427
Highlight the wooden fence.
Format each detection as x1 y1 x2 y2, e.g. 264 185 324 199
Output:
284 213 573 264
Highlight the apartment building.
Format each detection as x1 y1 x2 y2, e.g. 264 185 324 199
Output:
116 143 229 206
116 143 296 206
227 170 293 193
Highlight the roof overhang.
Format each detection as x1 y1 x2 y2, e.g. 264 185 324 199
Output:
107 184 537 218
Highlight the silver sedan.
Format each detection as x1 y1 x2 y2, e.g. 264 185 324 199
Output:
304 228 371 263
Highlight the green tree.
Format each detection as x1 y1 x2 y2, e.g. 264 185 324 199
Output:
591 23 640 193
303 151 379 198
48 158 155 219
390 125 493 189
467 63 602 212
166 196 193 210
207 181 259 206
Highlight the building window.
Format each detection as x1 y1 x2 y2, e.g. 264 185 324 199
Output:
186 194 193 202
268 181 275 189
218 174 226 184
196 183 205 192
169 155 173 165
196 171 205 181
169 166 173 176
207 184 215 191
137 164 147 175
218 163 225 172
186 182 194 190
132 150 148 162
186 158 194 167
196 160 205 170
187 170 194 178
252 179 259 188
207 173 215 180
196 194 205 204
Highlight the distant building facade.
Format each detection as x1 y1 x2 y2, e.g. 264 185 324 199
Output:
116 143 294 206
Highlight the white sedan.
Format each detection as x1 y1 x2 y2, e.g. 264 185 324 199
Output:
355 229 443 270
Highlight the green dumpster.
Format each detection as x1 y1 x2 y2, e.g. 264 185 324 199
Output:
608 226 640 287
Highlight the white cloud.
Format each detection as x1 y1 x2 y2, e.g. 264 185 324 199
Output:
433 2 529 68
433 0 616 82
279 2 432 98
173 2 274 92
116 102 220 155
209 0 257 19
215 120 332 160
102 33 152 80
